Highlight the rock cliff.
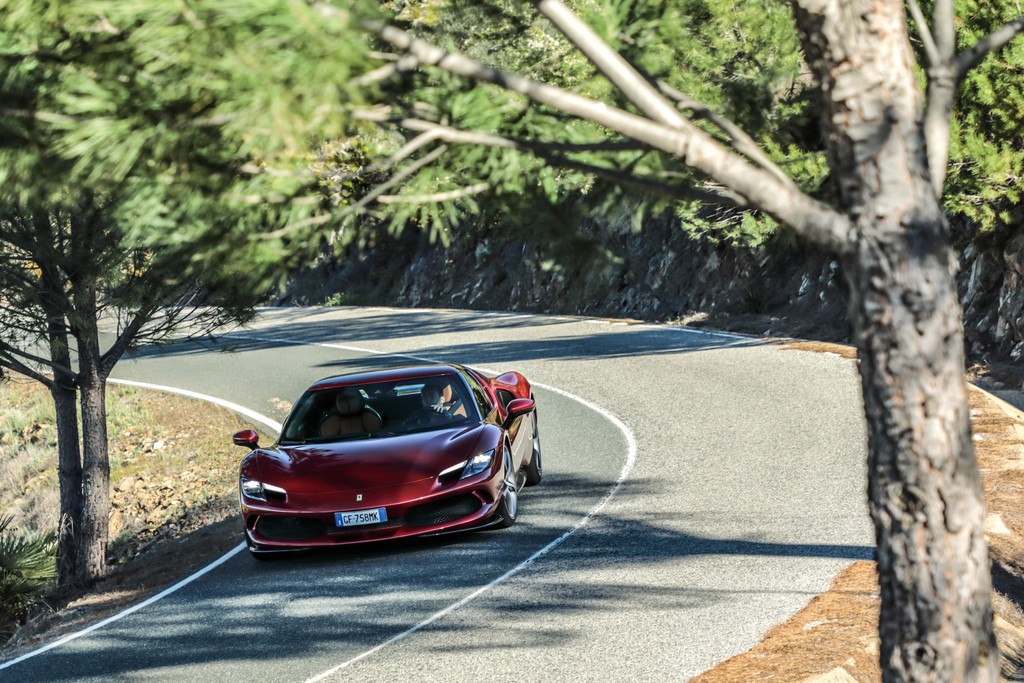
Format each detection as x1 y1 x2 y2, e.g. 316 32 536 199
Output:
281 218 1024 366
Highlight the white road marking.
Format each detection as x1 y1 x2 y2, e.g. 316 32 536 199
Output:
0 381 282 672
0 326 636 680
108 379 284 434
214 332 637 682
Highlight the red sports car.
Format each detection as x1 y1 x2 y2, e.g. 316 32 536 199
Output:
232 364 542 556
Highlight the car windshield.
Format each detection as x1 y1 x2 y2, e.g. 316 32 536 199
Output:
279 375 476 445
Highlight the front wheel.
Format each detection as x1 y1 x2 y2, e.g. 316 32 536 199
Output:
524 413 542 486
493 452 519 528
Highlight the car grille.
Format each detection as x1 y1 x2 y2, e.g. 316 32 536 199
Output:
405 495 481 527
254 495 482 539
255 516 329 541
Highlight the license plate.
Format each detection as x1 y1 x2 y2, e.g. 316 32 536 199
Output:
335 508 387 527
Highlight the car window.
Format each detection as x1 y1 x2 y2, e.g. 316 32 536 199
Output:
495 388 515 408
462 370 494 416
279 375 476 444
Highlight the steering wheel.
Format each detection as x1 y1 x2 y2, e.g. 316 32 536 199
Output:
403 407 453 426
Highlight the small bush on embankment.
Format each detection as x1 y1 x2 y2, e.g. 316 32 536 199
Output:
0 516 55 640
0 374 272 648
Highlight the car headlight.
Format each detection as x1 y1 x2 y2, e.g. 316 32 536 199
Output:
439 449 496 482
462 449 495 478
240 476 287 502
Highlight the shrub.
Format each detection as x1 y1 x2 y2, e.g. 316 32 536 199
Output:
0 515 56 641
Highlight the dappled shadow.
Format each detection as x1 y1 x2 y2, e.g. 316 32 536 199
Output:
59 309 862 680
2 470 872 682
125 323 764 370
251 307 572 343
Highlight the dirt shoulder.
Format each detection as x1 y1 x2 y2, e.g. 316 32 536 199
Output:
693 338 1024 683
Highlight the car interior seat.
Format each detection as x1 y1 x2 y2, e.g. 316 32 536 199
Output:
320 388 382 436
442 383 468 418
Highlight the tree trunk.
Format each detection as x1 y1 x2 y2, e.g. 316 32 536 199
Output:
792 0 997 679
50 348 82 589
72 268 110 582
842 218 997 681
76 362 109 582
39 273 84 589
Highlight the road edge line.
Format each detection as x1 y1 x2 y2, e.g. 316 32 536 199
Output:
0 380 283 671
270 342 637 681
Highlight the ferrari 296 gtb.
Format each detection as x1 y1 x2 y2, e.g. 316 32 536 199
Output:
231 363 542 556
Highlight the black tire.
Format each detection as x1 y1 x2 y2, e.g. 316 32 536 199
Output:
493 451 519 529
524 412 542 486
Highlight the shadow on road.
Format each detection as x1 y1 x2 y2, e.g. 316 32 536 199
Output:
3 471 872 681
127 316 766 370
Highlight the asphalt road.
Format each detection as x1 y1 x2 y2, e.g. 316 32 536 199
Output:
1 307 873 682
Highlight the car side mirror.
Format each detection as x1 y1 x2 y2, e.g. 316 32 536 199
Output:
232 429 260 449
503 398 535 428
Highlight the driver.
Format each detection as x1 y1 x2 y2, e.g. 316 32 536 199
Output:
420 383 445 413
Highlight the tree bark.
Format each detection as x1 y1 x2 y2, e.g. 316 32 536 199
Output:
74 305 110 582
70 209 110 583
49 326 82 589
842 216 997 682
34 232 85 590
793 0 998 679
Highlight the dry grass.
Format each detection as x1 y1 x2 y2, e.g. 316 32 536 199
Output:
780 340 859 360
0 376 269 656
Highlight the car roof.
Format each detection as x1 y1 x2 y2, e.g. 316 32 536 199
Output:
308 364 465 391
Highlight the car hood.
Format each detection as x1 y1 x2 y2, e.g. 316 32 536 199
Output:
254 424 487 494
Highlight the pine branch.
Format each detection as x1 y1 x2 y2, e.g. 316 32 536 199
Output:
0 352 53 388
932 0 956 61
0 339 70 382
399 118 647 153
393 118 742 207
539 154 745 207
905 0 941 67
262 144 449 240
532 0 685 127
371 23 853 253
653 81 794 188
378 184 491 204
534 0 796 190
955 15 1024 77
99 311 150 377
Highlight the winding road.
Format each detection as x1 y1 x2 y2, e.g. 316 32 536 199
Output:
1 307 873 682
